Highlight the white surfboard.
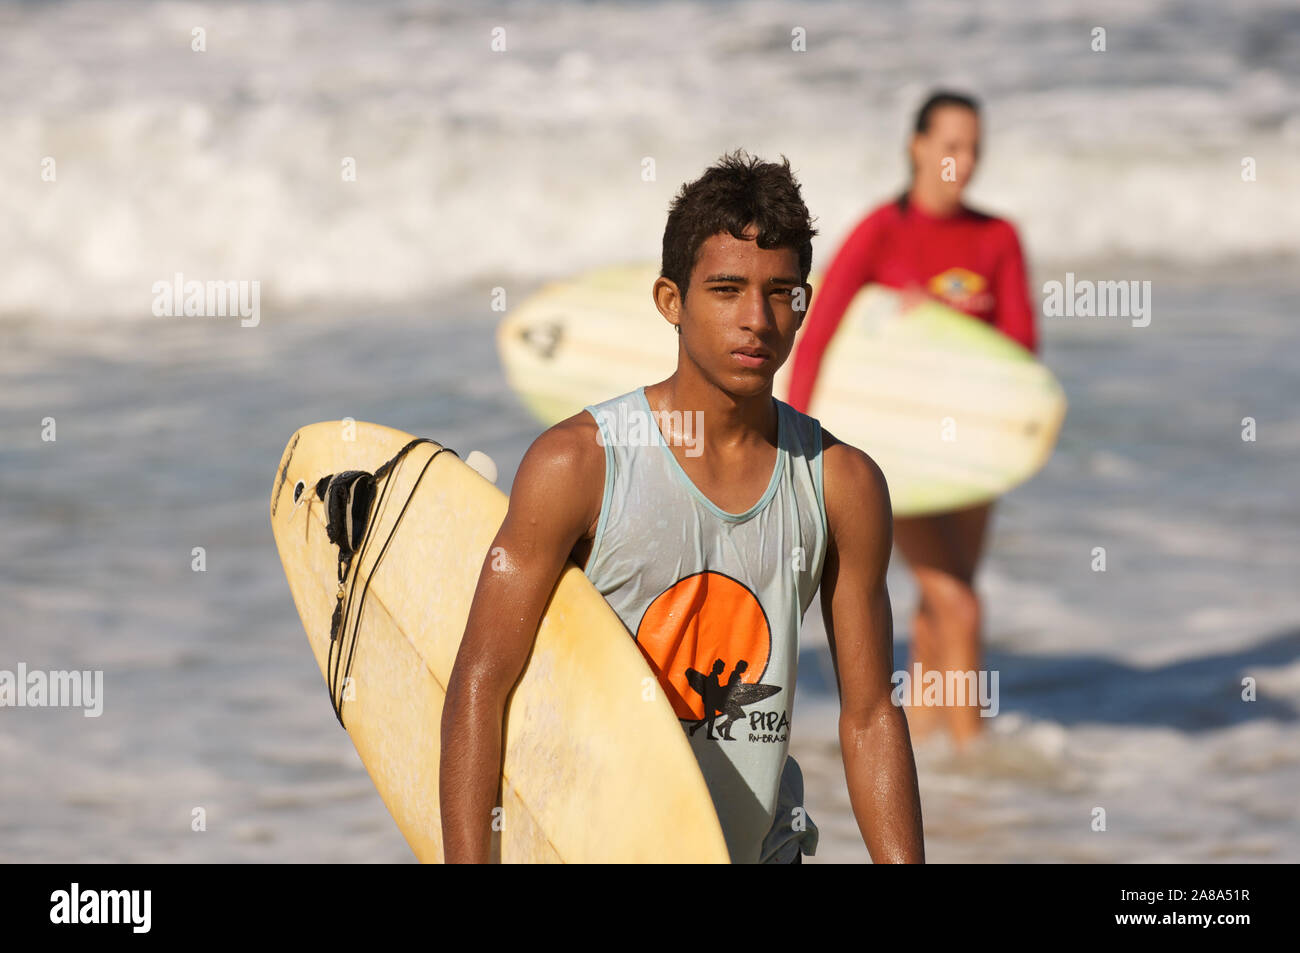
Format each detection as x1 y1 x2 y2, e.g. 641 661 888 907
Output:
497 262 1066 516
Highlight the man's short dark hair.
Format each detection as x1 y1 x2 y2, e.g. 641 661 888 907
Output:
661 149 818 304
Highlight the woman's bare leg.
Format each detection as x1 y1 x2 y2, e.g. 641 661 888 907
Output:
894 502 994 748
905 597 943 742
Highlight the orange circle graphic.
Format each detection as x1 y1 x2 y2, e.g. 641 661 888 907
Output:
634 571 771 720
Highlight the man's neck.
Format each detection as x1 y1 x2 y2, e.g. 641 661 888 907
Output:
647 373 777 454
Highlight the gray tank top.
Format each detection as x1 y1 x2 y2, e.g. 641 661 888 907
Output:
582 385 828 863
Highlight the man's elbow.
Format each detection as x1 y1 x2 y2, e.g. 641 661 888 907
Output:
445 652 510 724
838 696 906 747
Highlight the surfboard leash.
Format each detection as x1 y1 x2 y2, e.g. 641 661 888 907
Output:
316 438 459 728
331 445 456 727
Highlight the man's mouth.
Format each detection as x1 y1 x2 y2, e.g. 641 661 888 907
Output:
732 346 772 368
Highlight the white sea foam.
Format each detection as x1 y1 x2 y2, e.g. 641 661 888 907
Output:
2 0 1297 322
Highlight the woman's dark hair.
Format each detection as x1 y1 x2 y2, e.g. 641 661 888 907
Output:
913 89 980 134
899 90 981 210
661 149 817 304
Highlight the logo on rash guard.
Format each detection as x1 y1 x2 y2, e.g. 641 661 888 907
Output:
927 267 994 313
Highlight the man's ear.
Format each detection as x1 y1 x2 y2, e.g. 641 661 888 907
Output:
653 275 683 328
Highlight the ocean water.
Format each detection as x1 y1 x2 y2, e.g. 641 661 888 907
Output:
1 0 1297 862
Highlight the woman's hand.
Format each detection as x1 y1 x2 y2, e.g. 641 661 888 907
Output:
898 283 930 314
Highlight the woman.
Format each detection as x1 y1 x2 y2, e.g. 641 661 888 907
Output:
787 90 1037 748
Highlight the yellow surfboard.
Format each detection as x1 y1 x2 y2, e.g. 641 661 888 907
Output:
497 262 1066 516
270 421 729 863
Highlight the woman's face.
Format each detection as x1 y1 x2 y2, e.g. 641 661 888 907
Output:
909 106 980 198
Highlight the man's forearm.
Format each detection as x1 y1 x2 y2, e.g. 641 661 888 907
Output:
440 682 505 863
839 707 925 863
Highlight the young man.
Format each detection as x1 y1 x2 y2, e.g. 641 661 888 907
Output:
441 150 924 864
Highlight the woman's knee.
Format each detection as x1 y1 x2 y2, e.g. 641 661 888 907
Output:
917 573 980 630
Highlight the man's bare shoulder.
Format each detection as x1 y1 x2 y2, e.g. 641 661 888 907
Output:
820 428 891 538
521 409 604 474
508 409 606 532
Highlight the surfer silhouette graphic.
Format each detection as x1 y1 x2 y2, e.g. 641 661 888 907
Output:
686 658 782 741
718 660 782 740
686 659 727 739
718 660 748 740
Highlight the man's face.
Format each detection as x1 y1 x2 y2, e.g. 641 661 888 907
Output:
658 226 808 398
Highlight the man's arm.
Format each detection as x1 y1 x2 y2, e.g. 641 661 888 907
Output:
819 432 924 862
439 414 604 863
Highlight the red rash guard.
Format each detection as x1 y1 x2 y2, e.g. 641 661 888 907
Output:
787 196 1037 414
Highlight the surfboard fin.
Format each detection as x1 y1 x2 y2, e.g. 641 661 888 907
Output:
465 450 497 484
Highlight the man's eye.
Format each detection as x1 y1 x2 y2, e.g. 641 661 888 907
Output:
714 286 739 294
